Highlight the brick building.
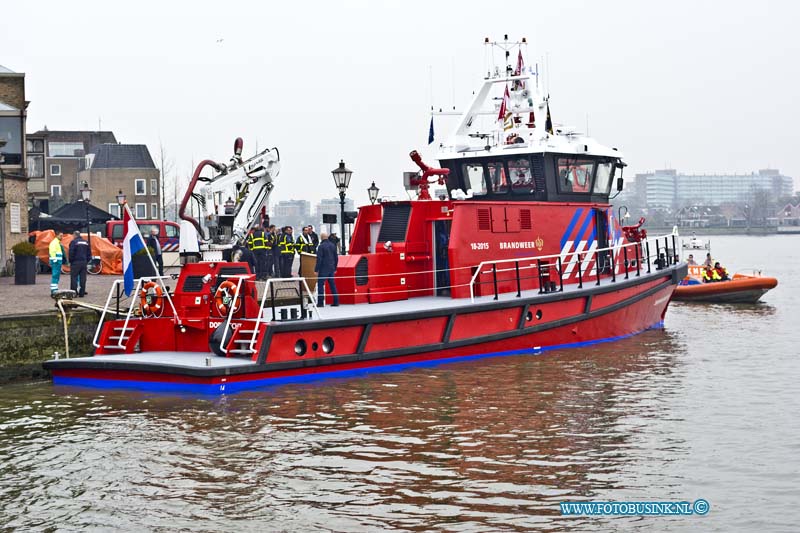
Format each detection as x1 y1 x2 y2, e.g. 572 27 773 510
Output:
26 129 117 213
77 144 160 219
0 64 30 272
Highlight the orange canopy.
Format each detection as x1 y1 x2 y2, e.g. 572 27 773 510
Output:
31 230 122 275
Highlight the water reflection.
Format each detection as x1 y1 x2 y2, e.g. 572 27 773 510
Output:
0 329 688 531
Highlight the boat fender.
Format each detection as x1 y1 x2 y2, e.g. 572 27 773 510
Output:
213 280 241 317
139 281 164 318
209 322 233 358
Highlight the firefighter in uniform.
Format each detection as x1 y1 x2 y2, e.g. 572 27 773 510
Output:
250 226 268 280
278 226 295 277
263 224 276 279
268 225 279 277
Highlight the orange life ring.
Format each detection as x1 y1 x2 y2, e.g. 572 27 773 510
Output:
139 281 164 317
214 280 241 317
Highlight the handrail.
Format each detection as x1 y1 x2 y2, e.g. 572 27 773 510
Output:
248 277 320 353
468 232 680 302
93 279 125 348
218 274 251 354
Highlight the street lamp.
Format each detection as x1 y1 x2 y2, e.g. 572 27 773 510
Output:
116 189 127 207
81 180 92 252
331 159 353 254
368 181 380 205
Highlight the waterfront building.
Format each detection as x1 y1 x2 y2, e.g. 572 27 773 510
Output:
0 64 30 272
76 144 160 219
26 129 117 213
637 168 794 210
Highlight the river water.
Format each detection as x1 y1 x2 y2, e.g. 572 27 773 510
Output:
0 235 797 532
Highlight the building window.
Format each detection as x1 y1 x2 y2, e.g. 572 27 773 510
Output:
135 203 147 219
151 203 158 219
51 184 61 197
50 164 62 176
26 139 44 153
150 178 158 196
48 142 84 157
135 179 146 195
26 155 44 178
0 116 23 165
108 203 121 218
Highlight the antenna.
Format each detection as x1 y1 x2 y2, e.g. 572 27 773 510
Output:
429 65 434 111
451 56 456 110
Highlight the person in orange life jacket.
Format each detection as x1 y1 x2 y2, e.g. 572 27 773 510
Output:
713 262 729 281
146 227 164 276
278 226 295 278
315 232 339 307
68 231 91 297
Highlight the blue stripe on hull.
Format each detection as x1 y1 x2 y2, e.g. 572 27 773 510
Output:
51 322 665 395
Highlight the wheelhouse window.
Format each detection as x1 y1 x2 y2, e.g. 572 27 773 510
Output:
461 163 487 196
593 161 614 194
508 158 533 192
486 161 508 193
557 158 595 194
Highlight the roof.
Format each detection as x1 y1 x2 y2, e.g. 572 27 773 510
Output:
0 102 19 111
0 64 16 73
29 130 118 146
88 144 156 169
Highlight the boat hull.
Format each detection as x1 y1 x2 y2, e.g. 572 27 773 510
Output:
672 275 777 303
46 273 680 394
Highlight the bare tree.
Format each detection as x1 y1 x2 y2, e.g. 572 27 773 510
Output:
157 140 175 220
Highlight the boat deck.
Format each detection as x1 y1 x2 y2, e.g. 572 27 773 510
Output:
64 351 256 368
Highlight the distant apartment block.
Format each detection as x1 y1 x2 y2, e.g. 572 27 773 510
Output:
636 168 794 209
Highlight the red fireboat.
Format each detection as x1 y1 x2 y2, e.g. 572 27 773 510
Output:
44 38 686 393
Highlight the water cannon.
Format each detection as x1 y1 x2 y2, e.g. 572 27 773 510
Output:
408 150 450 200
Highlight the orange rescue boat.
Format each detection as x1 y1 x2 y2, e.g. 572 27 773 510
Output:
672 265 778 303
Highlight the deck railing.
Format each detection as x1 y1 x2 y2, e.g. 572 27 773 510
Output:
468 232 680 302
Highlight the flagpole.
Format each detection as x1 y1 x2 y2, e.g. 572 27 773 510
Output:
124 203 182 324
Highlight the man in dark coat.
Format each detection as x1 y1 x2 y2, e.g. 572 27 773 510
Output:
68 231 91 297
314 232 339 307
146 227 164 276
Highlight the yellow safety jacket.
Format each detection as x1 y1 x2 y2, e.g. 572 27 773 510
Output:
250 229 267 250
264 233 275 251
279 234 294 254
49 238 64 262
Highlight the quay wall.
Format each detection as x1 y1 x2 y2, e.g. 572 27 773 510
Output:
0 310 97 384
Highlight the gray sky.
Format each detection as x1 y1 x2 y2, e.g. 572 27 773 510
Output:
3 0 798 208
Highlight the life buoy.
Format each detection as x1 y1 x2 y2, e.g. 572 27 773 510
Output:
213 280 241 317
139 281 164 317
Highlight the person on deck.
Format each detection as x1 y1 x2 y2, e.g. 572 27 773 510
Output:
703 253 714 268
278 226 295 277
713 262 730 281
687 254 697 266
315 232 339 307
68 231 91 297
48 231 65 295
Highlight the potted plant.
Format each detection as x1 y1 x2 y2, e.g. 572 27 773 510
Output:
12 241 38 285
132 246 158 279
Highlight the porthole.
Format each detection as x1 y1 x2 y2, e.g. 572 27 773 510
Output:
322 336 335 354
535 309 543 320
526 311 533 322
312 342 319 351
295 339 307 356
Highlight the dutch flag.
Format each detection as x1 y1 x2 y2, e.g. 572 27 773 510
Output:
122 204 147 296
